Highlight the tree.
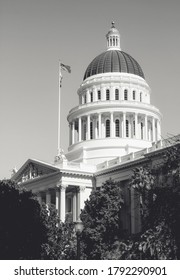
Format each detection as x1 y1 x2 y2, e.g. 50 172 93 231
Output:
80 179 124 259
0 180 47 259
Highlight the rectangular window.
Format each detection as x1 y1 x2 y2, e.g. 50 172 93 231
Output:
90 92 93 102
98 90 101 100
133 91 136 100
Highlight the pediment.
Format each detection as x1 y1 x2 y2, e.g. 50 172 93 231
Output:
12 159 60 184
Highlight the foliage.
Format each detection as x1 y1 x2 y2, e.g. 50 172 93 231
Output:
0 180 47 259
80 179 124 259
119 141 180 260
41 210 77 260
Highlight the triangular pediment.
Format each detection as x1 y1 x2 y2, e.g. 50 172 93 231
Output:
12 159 60 184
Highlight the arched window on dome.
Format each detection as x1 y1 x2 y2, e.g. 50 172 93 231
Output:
141 122 144 139
106 89 110 100
106 119 110 137
115 89 119 100
140 92 142 102
126 120 129 137
113 36 115 46
90 121 93 139
98 90 101 100
90 92 93 102
115 119 120 137
124 89 128 100
84 94 87 104
133 90 136 100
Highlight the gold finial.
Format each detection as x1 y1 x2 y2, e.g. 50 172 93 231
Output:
111 21 115 28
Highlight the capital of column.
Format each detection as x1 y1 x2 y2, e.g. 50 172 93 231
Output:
78 185 86 192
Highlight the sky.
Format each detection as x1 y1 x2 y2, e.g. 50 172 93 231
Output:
0 0 180 179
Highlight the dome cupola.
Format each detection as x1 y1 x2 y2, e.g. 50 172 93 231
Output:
106 21 121 50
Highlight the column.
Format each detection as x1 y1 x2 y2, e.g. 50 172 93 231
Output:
37 192 42 204
55 188 60 215
77 186 86 219
69 123 72 145
87 114 90 140
110 112 114 137
157 119 161 140
145 115 148 140
73 190 77 221
78 117 82 142
60 185 67 222
95 117 98 139
98 113 102 138
46 190 51 205
72 121 75 145
152 117 155 142
135 113 138 139
123 112 126 138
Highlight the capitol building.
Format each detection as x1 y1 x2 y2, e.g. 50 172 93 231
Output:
13 23 165 234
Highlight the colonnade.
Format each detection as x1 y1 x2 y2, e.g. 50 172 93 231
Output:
37 185 86 222
69 112 161 146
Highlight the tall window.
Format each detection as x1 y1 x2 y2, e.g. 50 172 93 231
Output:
124 89 128 100
140 92 142 102
90 121 93 139
83 123 86 140
115 119 120 137
141 122 143 139
126 120 129 137
133 120 135 136
133 90 136 100
106 89 110 100
98 90 101 100
115 89 119 100
90 92 93 102
106 119 110 137
84 94 87 104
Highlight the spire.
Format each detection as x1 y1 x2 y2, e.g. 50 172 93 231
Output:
106 21 121 50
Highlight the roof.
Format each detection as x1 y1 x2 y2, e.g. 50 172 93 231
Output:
83 50 145 80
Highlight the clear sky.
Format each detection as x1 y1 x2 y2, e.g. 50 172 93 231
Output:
0 0 180 179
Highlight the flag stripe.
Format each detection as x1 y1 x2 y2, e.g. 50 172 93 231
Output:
60 63 71 73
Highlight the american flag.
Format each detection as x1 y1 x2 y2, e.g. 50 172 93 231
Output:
60 63 71 73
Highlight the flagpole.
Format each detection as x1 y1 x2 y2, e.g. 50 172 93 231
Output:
58 60 62 156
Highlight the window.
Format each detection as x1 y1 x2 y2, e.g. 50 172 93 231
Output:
115 119 120 137
133 120 135 136
106 119 110 137
90 121 93 139
124 89 128 100
126 120 129 137
98 90 101 100
90 92 93 102
84 94 87 104
140 92 142 102
141 122 143 139
83 123 86 140
133 90 136 100
115 89 119 100
106 89 110 100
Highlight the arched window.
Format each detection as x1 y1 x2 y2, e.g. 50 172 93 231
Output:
90 92 93 102
115 119 120 137
141 122 143 139
106 119 110 137
115 89 119 100
98 90 101 100
106 89 110 100
84 94 86 104
126 120 129 137
140 92 142 102
124 89 128 100
133 90 136 100
90 121 93 139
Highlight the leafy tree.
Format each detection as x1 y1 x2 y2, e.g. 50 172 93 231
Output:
80 179 124 259
0 180 47 259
